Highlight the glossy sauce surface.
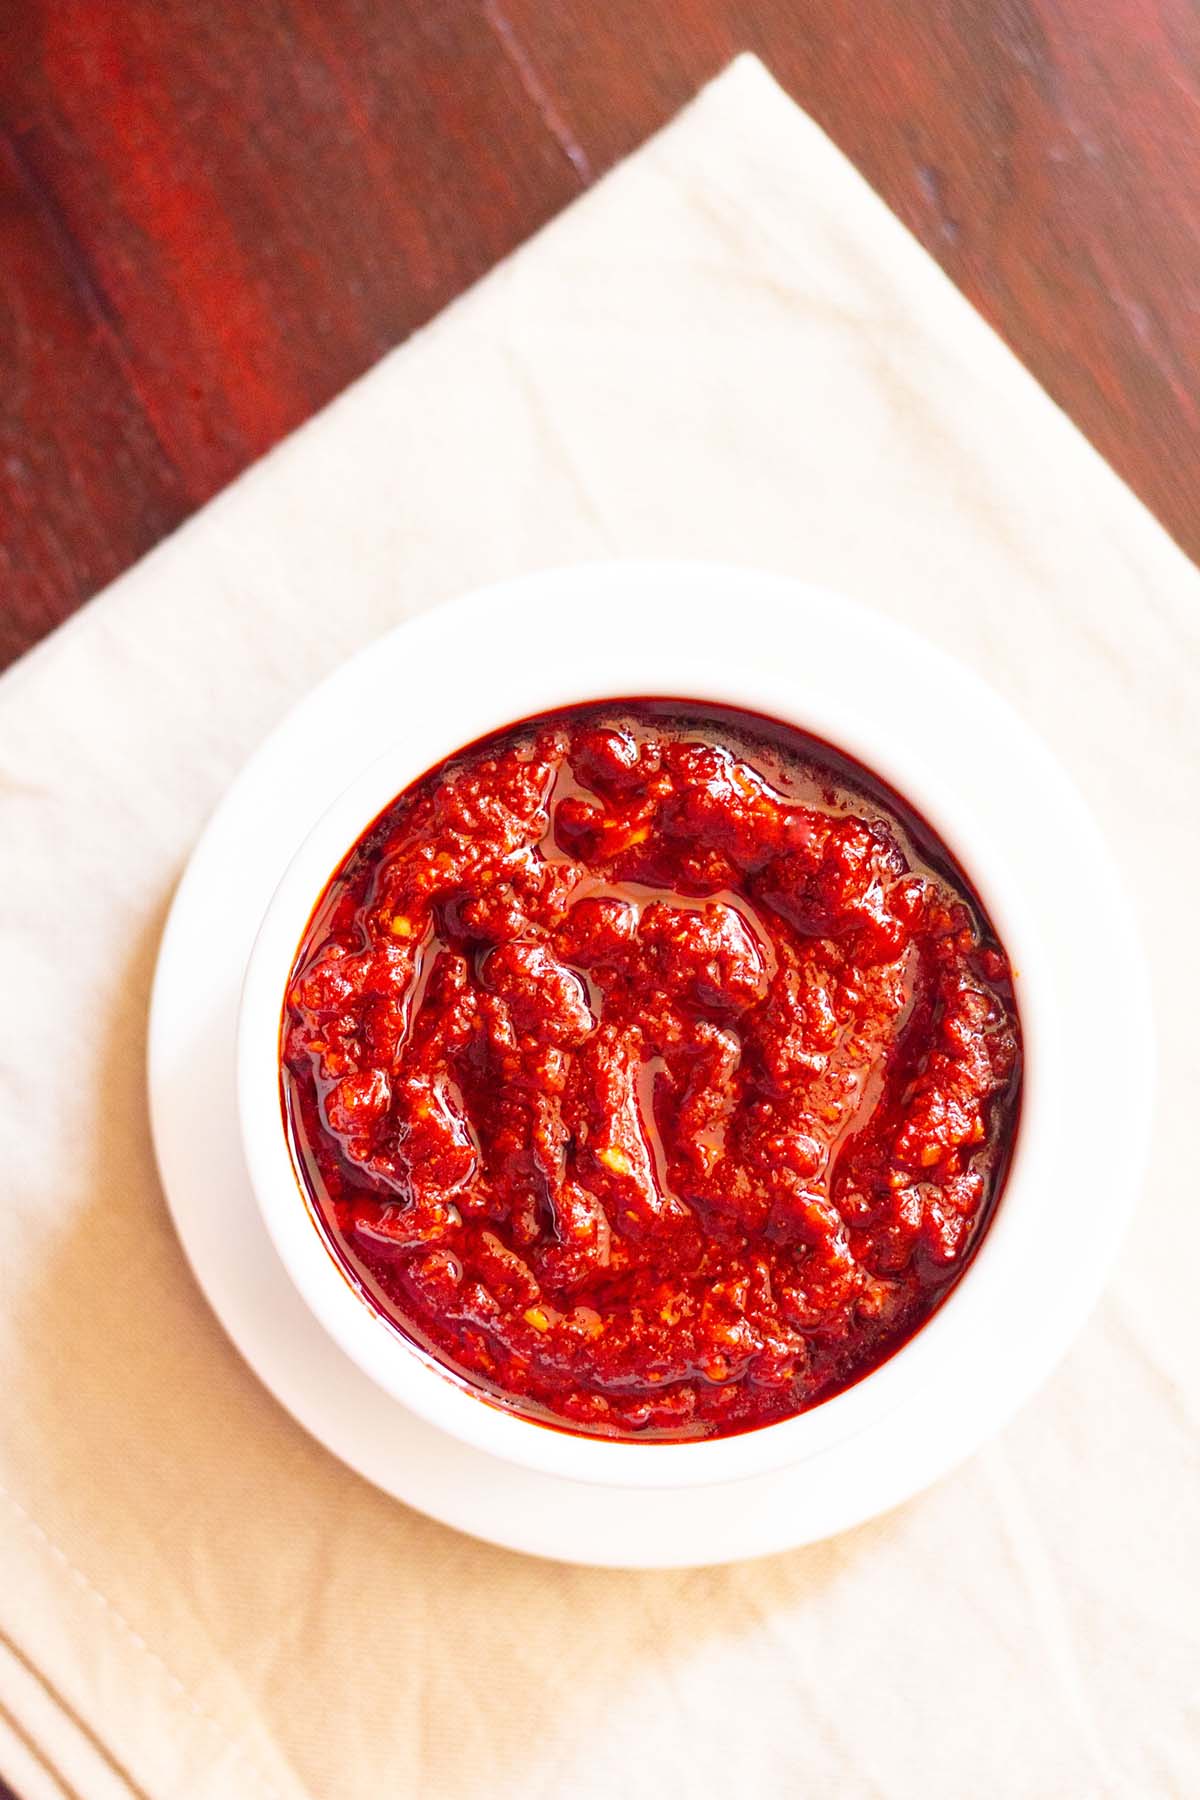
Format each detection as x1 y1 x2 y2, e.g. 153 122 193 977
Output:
281 702 1021 1440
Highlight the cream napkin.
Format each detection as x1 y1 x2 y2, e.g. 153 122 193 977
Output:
1 54 1196 1800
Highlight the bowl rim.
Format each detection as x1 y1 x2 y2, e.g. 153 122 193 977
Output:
235 559 1149 1491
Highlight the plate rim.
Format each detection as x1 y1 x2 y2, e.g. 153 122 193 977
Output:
148 559 1154 1565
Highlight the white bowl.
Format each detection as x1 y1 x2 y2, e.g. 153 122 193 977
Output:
237 561 1149 1495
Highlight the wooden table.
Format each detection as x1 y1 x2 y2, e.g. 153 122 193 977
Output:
2 1 1199 677
0 0 1193 1788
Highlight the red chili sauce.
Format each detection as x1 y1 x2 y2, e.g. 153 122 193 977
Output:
281 702 1021 1442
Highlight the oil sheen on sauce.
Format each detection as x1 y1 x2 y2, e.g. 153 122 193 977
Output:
280 702 1022 1442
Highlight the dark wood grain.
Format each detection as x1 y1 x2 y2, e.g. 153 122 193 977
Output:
0 0 581 666
2 0 1198 671
495 0 1200 554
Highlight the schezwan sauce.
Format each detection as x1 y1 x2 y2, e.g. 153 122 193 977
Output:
281 702 1021 1441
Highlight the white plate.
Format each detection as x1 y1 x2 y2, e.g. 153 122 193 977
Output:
148 562 1151 1566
